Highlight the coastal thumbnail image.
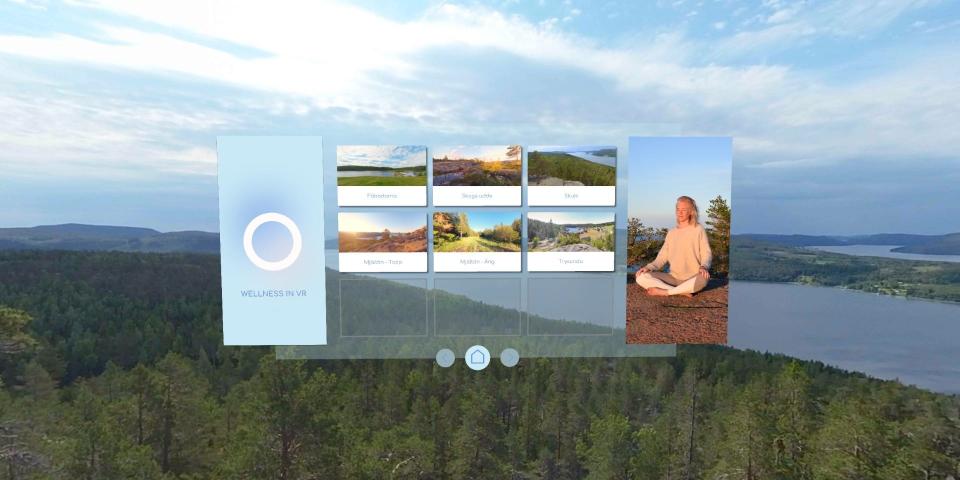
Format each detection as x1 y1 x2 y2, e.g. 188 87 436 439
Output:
336 145 427 186
432 145 521 186
338 212 427 252
433 211 521 252
528 212 615 252
528 146 616 186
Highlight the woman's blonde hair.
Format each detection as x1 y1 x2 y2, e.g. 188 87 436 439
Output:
676 195 699 226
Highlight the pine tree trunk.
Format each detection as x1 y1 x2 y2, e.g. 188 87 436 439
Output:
137 392 144 445
685 378 698 480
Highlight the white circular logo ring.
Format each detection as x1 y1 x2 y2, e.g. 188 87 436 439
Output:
242 212 303 271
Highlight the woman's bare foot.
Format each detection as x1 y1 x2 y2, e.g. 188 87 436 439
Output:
679 293 694 298
646 287 669 296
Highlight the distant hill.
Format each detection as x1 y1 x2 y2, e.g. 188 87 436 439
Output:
891 232 960 255
0 223 219 254
736 232 959 254
734 234 848 247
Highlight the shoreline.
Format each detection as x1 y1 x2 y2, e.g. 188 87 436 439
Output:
731 279 960 308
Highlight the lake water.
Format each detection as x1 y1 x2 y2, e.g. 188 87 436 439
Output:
568 152 616 167
808 244 960 263
729 281 960 393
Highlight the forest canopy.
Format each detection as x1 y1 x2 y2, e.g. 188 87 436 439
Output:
0 249 957 478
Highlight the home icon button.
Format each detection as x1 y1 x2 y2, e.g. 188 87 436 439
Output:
465 345 490 371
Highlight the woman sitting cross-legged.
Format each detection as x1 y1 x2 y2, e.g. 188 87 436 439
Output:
635 195 712 297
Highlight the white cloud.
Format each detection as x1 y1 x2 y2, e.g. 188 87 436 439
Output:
8 0 47 10
720 0 931 56
0 0 955 182
919 18 960 33
766 5 797 24
0 73 228 178
539 17 560 29
0 3 785 112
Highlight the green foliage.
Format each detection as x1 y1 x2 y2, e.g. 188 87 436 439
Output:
219 356 340 479
577 414 634 479
557 232 582 246
0 306 37 356
1 251 959 479
436 214 521 252
450 385 507 478
706 195 731 277
0 250 227 383
433 235 520 252
630 425 666 478
436 212 503 251
147 352 218 475
62 382 165 479
336 175 426 186
528 151 616 186
456 212 474 237
812 396 893 479
481 223 521 244
528 217 563 241
773 361 814 478
23 360 56 403
731 237 960 302
591 232 615 252
336 165 427 185
627 218 667 266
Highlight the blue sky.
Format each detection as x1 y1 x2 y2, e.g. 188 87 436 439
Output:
338 212 425 233
445 211 520 231
337 145 426 168
432 146 519 162
0 0 958 234
629 137 732 229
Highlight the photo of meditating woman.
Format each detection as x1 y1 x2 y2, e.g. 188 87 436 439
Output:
635 196 711 297
625 136 730 345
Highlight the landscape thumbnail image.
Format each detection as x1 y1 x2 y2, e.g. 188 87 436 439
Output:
528 212 615 252
433 211 521 252
528 145 616 186
338 212 427 252
433 145 521 186
337 145 427 186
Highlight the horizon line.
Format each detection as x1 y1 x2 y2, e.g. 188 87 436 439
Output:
2 222 959 238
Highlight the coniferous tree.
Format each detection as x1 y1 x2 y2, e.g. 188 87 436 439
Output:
220 356 340 479
707 378 775 479
2 252 960 478
578 413 634 480
631 424 666 478
450 382 505 478
0 307 36 356
22 360 56 404
0 308 48 478
626 218 667 267
146 352 216 475
812 395 893 479
772 361 814 478
706 195 731 277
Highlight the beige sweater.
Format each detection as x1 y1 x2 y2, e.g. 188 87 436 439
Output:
644 224 712 280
